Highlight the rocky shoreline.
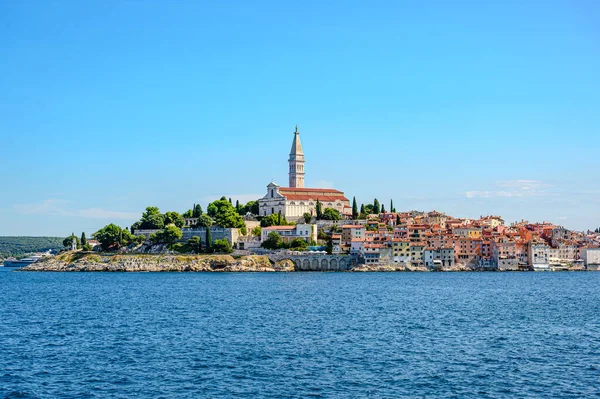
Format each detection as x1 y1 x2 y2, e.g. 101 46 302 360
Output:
21 252 295 272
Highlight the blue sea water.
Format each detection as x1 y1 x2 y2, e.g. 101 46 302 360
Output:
0 270 599 399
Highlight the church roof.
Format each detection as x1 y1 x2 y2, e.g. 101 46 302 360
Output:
279 187 348 202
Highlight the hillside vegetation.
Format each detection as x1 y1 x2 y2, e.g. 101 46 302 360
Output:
0 236 64 258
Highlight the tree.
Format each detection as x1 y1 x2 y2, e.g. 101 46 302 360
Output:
187 236 202 254
228 197 232 204
182 208 193 218
326 238 333 254
360 204 365 218
322 207 341 221
163 211 184 228
63 234 80 249
396 214 401 225
303 212 312 224
260 214 292 227
207 198 245 228
235 200 241 214
196 214 213 228
352 197 358 219
390 199 395 213
193 204 203 218
289 238 308 251
94 224 127 250
381 204 386 213
140 206 164 229
316 200 323 220
262 232 283 250
373 199 380 214
205 228 212 253
130 221 141 234
81 232 87 247
251 226 261 237
213 239 233 253
151 225 182 245
249 201 260 215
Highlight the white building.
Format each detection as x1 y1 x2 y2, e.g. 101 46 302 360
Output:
528 241 550 270
261 224 317 244
581 248 600 270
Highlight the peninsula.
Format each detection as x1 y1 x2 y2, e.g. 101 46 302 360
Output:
20 126 600 272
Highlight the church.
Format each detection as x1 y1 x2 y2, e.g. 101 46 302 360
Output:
259 126 351 222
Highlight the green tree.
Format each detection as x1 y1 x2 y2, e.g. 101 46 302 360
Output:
249 201 260 215
63 234 80 249
130 221 141 234
262 232 283 250
140 206 165 229
326 238 333 254
187 236 202 253
207 198 245 228
260 214 289 227
196 214 213 228
235 200 241 214
94 224 127 250
289 238 308 251
381 204 386 213
303 212 312 224
373 199 380 214
205 228 213 253
240 225 247 236
182 209 193 218
213 239 233 253
322 207 341 221
164 211 184 228
151 225 182 245
390 199 395 213
80 232 87 247
352 197 358 219
396 214 401 225
193 204 203 217
252 226 262 237
316 200 323 220
228 198 232 204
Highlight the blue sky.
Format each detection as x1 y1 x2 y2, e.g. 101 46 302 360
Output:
1 0 599 236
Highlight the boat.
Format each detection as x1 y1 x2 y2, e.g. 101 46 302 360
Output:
3 255 42 268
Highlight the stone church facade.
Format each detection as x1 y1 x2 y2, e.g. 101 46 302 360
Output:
259 126 351 222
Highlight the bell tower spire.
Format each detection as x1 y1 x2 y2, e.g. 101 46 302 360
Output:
288 125 305 188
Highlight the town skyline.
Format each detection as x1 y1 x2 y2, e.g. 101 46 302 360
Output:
1 1 599 236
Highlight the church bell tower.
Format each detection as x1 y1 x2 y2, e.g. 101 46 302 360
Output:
288 125 305 188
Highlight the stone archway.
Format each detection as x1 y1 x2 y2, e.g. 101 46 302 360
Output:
330 259 338 270
321 259 329 270
302 259 310 270
311 259 319 270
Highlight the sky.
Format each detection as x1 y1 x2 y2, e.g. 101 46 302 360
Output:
0 0 599 236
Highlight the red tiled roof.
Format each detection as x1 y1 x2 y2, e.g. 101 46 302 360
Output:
279 187 349 202
342 225 364 229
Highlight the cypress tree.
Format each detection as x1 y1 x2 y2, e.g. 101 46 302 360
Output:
352 197 358 220
228 197 232 204
390 199 394 213
360 204 365 217
381 204 386 213
81 232 87 247
235 200 241 214
206 227 212 253
396 214 401 225
326 238 333 254
278 210 282 225
316 200 323 220
373 199 380 214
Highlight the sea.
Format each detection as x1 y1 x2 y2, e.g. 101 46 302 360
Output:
1 269 599 398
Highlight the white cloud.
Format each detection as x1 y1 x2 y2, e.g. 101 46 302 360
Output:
14 199 138 220
466 180 552 199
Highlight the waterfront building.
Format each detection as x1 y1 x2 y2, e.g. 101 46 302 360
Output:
528 240 550 270
580 248 600 270
424 247 455 269
341 225 366 246
258 126 351 222
261 224 317 244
